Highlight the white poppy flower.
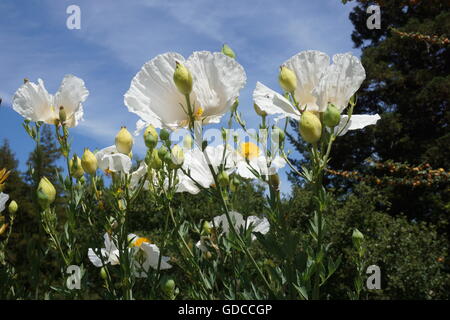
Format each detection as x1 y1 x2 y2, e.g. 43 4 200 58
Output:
196 211 270 251
177 144 234 194
234 142 286 179
88 233 120 267
253 51 380 134
124 51 246 131
95 146 132 174
12 75 89 127
128 233 172 278
0 192 9 213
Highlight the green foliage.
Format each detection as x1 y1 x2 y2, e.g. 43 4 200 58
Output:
284 183 450 299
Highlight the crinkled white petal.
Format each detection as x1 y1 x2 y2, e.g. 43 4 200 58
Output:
313 53 366 112
0 192 9 213
253 82 299 120
187 51 246 124
124 52 188 129
247 216 270 240
96 145 132 173
177 145 234 194
53 74 89 127
208 211 270 241
88 248 108 267
140 242 172 271
88 233 120 267
12 79 54 123
213 211 246 235
334 114 381 136
236 154 286 179
284 50 330 110
130 161 148 190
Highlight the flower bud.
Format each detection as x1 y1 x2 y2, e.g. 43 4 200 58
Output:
254 103 267 117
170 145 184 168
115 127 134 155
59 106 66 124
269 173 280 191
222 44 236 59
144 125 158 149
299 111 322 143
159 128 171 143
217 171 230 188
149 149 163 170
100 267 108 280
69 154 84 180
173 61 193 95
323 104 341 128
202 221 212 235
278 65 297 93
183 134 193 150
158 146 172 163
37 177 56 209
8 200 18 214
271 126 285 145
352 228 364 247
162 278 176 297
81 148 98 175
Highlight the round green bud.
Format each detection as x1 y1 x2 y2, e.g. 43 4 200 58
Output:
115 127 134 155
81 148 98 175
222 44 236 59
149 149 163 170
162 279 176 297
59 106 67 124
144 125 159 149
323 104 341 128
158 146 172 164
69 154 85 180
217 171 230 188
8 200 18 214
202 221 212 235
299 111 322 143
37 177 56 209
100 267 108 280
173 61 193 95
278 65 297 93
159 128 171 143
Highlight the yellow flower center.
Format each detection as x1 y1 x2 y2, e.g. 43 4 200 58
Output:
133 237 151 247
194 107 204 120
239 142 260 160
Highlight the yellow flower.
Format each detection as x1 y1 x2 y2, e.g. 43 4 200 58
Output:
133 237 151 247
239 142 260 160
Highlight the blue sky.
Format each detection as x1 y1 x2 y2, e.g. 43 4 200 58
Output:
0 0 358 195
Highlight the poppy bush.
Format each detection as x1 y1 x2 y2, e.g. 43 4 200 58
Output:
3 45 419 300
